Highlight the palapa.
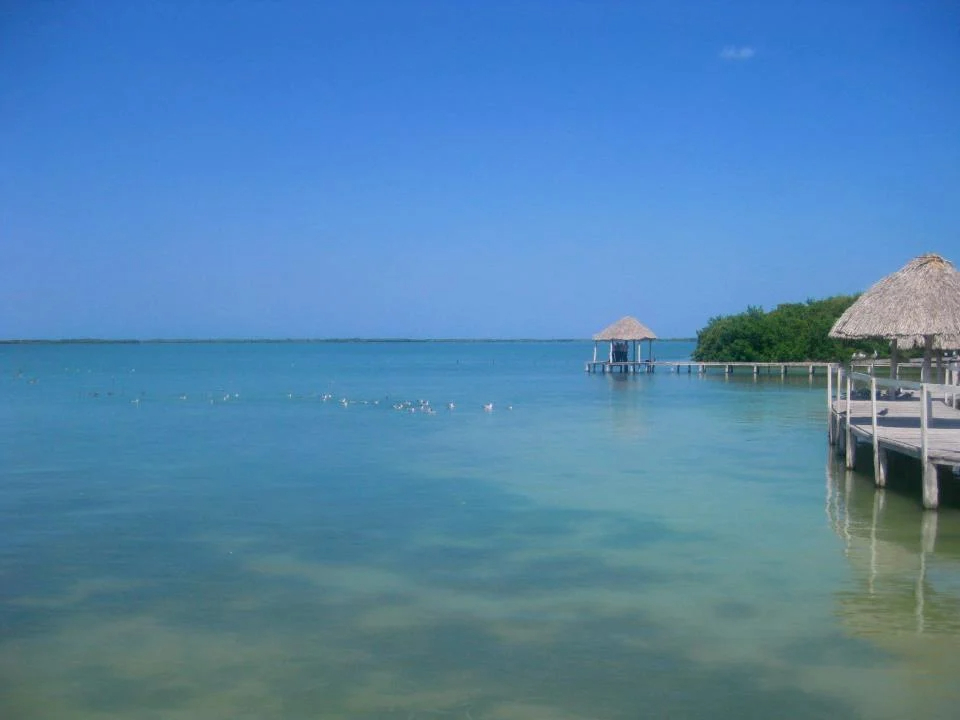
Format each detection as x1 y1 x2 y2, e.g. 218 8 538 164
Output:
829 253 960 379
830 254 960 340
590 316 658 367
593 316 658 341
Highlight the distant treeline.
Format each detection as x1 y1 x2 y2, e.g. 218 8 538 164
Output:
693 295 891 362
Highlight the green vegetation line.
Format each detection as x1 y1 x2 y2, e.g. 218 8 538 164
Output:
692 295 891 363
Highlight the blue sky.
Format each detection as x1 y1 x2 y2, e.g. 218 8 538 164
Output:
2 0 958 339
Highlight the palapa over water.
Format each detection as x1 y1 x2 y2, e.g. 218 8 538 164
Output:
593 316 658 341
830 254 960 341
829 253 960 378
589 316 658 369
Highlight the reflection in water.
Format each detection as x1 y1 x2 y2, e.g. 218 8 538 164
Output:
825 455 960 717
825 454 960 637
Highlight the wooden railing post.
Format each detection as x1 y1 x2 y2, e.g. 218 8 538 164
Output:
836 367 845 456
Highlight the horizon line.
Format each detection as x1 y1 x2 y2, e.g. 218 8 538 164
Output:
0 337 697 345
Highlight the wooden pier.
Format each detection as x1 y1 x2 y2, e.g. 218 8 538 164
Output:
585 360 833 376
828 364 960 509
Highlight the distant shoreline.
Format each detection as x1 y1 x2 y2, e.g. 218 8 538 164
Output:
0 338 697 345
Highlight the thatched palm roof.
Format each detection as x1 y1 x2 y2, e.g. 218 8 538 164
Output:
899 334 960 350
829 254 960 341
593 316 658 341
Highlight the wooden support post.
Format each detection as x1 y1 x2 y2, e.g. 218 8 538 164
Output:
834 367 843 456
922 461 938 510
827 365 834 444
870 377 886 487
950 364 959 408
809 364 815 376
845 427 857 468
845 373 855 469
876 447 888 488
836 366 843 447
920 384 938 509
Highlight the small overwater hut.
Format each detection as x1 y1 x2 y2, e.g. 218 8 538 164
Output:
587 316 658 373
829 253 960 381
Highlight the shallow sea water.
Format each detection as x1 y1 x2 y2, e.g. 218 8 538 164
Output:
1 341 959 719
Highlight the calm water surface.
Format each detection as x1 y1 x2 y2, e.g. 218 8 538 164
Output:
2 342 959 719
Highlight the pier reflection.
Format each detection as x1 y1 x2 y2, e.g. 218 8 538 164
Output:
825 455 960 637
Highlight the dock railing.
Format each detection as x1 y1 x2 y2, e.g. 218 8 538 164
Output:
829 364 960 508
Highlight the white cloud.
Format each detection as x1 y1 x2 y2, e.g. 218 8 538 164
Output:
720 46 755 61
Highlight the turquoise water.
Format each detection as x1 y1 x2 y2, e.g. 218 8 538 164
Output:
2 341 959 719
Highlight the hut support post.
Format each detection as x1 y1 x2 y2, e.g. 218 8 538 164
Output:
593 343 597 363
889 339 898 380
922 335 934 383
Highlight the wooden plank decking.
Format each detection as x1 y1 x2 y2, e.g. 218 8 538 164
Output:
831 397 960 465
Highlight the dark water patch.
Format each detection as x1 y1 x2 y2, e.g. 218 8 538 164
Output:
598 513 715 548
779 632 891 669
73 675 198 714
713 599 759 620
408 552 667 599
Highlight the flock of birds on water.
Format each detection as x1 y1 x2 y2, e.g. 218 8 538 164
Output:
11 368 514 414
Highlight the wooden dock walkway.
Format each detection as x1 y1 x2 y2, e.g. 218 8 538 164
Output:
828 366 960 509
585 360 833 375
